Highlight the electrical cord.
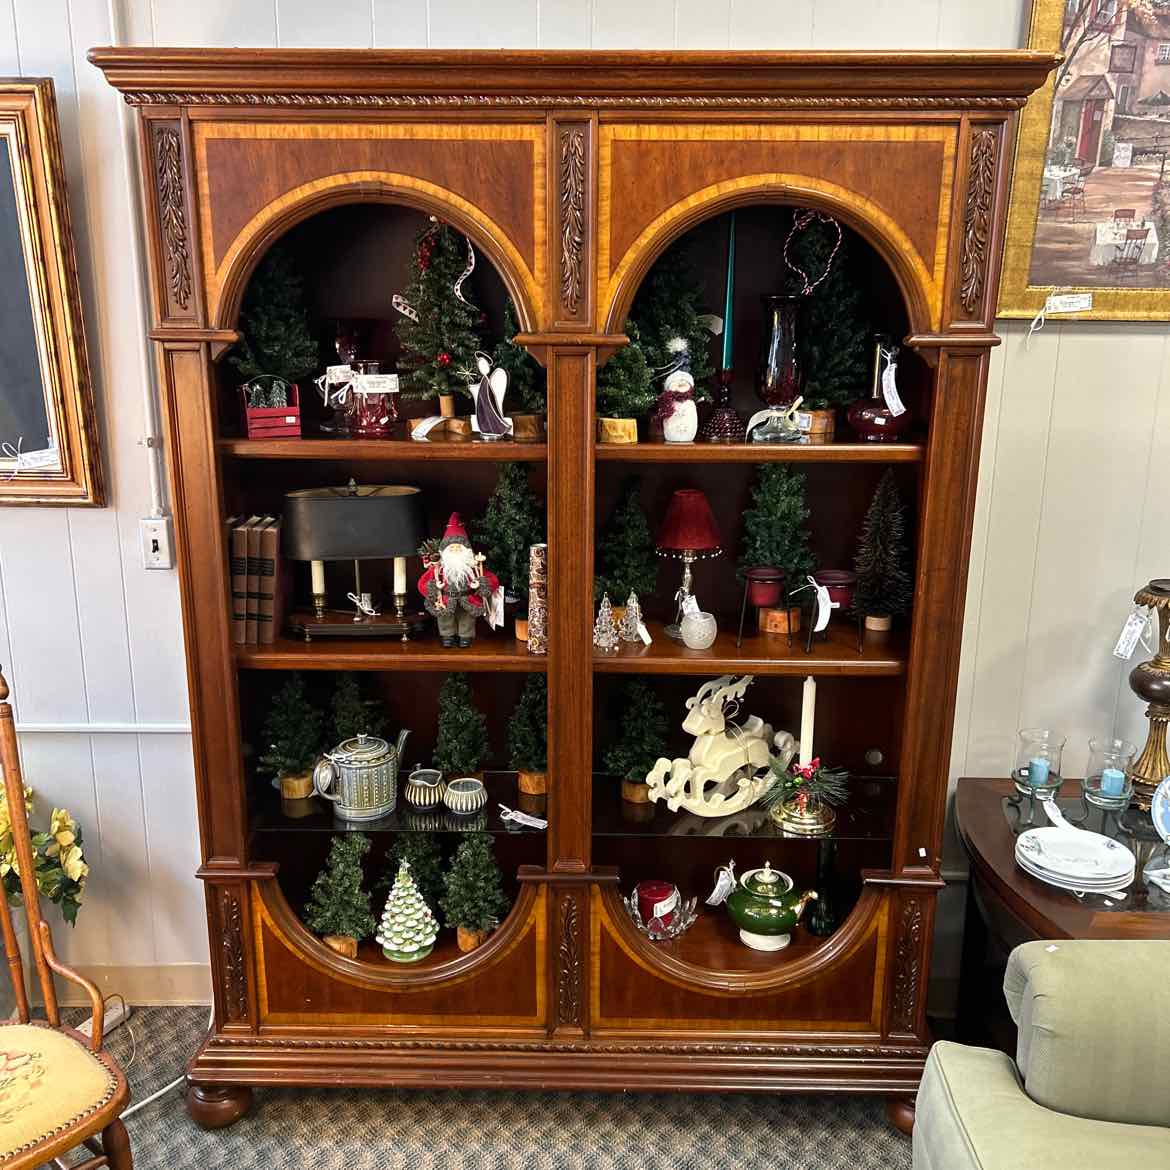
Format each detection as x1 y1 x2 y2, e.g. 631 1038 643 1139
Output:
119 1002 215 1120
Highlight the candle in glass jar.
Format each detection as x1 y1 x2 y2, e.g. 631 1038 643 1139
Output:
1028 757 1050 786
798 675 816 767
310 558 326 597
1100 766 1125 797
393 555 407 597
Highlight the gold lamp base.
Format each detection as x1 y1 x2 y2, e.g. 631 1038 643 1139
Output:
770 796 837 837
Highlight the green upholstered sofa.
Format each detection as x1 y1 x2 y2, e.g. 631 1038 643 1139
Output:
913 939 1170 1169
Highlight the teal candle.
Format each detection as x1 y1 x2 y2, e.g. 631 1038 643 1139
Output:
1028 757 1050 786
721 212 736 370
1100 767 1125 797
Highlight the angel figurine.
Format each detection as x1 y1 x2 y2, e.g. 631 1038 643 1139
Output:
467 351 512 441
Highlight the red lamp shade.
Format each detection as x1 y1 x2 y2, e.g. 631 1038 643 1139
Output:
656 488 722 556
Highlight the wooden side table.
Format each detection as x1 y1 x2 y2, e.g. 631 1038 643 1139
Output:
954 777 1169 1049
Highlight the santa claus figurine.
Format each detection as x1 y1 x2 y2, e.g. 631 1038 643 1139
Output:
417 513 502 648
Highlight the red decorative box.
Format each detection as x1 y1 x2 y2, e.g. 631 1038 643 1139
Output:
240 382 301 439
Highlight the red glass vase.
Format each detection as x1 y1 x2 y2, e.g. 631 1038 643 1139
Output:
756 294 805 407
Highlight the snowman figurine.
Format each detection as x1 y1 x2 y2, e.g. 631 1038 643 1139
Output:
655 337 699 444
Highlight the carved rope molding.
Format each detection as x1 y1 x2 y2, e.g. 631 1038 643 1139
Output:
558 126 586 317
890 897 924 1034
556 891 583 1026
218 887 248 1022
959 127 997 315
153 125 193 312
123 92 1026 110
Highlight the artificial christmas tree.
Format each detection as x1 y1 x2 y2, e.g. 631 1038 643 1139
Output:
376 860 440 962
330 673 386 742
394 220 483 413
434 673 489 777
303 833 376 957
603 680 669 803
593 594 619 654
508 674 548 795
596 322 655 443
441 832 508 952
595 480 658 602
739 465 817 581
473 463 545 607
259 673 324 799
853 469 913 631
381 832 445 912
492 298 545 438
618 593 643 643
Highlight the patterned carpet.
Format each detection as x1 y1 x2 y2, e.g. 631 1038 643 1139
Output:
83 1007 911 1169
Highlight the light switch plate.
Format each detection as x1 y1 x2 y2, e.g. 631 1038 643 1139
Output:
140 516 174 570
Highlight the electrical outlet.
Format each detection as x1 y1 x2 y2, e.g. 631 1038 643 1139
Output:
140 516 174 570
78 999 131 1039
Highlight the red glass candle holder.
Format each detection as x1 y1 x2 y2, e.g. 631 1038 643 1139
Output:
814 569 857 611
745 566 785 608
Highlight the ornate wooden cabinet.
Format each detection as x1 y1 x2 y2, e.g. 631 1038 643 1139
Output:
91 49 1054 1128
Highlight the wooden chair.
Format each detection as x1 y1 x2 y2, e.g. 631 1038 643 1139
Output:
1110 227 1150 281
0 667 132 1168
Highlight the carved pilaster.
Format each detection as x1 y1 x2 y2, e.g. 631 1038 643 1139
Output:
555 890 583 1028
889 896 925 1035
959 127 996 316
152 123 194 318
215 885 249 1024
549 118 593 328
558 127 585 316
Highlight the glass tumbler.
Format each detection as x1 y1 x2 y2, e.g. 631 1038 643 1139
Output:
1012 728 1066 799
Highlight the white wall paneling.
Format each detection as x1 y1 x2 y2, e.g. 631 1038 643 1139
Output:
0 1 1163 1007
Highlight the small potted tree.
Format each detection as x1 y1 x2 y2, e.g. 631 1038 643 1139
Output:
853 469 913 632
259 673 324 800
303 832 376 958
434 672 489 779
229 247 318 439
595 479 659 610
492 298 545 440
508 674 548 796
602 680 668 804
596 322 655 445
473 463 545 639
330 673 387 741
441 831 509 952
739 465 816 634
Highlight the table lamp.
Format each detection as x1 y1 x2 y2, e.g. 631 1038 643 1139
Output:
284 481 426 641
656 488 722 639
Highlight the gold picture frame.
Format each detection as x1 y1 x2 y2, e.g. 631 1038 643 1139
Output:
0 79 103 504
1001 0 1170 320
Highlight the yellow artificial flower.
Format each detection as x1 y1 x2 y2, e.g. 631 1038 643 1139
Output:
61 844 87 884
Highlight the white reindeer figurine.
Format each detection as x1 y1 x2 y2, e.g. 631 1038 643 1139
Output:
644 675 795 817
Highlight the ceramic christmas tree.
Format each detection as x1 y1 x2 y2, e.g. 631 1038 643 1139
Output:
618 593 643 642
376 860 440 963
593 593 619 654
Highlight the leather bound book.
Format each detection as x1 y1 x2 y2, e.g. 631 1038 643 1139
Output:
228 516 251 645
244 515 265 644
258 516 280 644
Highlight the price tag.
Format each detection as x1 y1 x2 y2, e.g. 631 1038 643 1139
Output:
409 415 445 441
1044 292 1093 315
487 586 505 630
637 621 653 645
813 581 836 632
498 805 548 830
1113 608 1150 659
13 445 60 471
881 362 906 417
681 594 701 617
326 363 353 383
359 373 399 394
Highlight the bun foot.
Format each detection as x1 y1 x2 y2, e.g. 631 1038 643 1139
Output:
886 1096 915 1135
186 1083 254 1129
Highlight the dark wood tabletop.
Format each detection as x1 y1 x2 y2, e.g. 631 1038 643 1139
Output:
955 777 1170 941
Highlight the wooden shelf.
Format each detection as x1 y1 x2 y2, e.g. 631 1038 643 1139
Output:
596 441 923 464
235 632 545 671
217 437 547 462
594 620 907 676
642 908 830 975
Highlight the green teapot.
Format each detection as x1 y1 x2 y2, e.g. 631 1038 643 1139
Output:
707 861 817 951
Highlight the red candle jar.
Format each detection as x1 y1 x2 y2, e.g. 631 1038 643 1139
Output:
745 566 785 608
814 569 857 611
634 880 679 929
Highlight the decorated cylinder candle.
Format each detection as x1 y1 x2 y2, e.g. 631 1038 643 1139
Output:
1100 767 1125 797
1028 757 1050 786
635 880 679 928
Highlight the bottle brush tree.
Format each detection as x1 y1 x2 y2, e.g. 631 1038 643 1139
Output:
602 680 669 782
738 464 817 581
230 247 320 402
259 673 323 778
472 462 545 603
508 674 548 774
853 469 913 620
303 832 376 942
330 673 387 742
440 831 508 937
596 322 656 419
381 832 445 914
492 298 545 414
394 221 483 403
595 479 659 602
434 673 489 777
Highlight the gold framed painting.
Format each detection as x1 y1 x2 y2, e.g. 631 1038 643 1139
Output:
1001 0 1170 320
0 79 103 504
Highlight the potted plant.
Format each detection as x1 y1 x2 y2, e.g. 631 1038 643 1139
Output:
473 463 545 639
596 322 655 445
602 680 668 803
330 673 387 741
492 298 545 440
303 833 376 958
395 221 483 426
595 479 659 611
259 673 324 800
508 675 548 796
853 469 913 631
739 465 816 633
229 247 319 439
440 831 508 952
434 672 489 779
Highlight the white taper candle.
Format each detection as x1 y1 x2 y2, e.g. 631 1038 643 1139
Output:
798 674 816 767
310 558 326 597
393 555 407 597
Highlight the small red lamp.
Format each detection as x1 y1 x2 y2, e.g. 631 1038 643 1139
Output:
656 488 723 639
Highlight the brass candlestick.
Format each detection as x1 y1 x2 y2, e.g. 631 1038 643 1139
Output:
1127 578 1170 811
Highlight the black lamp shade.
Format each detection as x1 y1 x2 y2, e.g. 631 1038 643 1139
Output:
283 485 425 561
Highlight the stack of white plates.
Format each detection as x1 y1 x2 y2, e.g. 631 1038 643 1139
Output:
1015 812 1135 895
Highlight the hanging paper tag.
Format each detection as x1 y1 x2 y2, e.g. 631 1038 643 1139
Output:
357 373 399 395
706 865 736 906
326 363 353 383
812 580 835 632
1044 292 1093 315
1113 608 1149 660
682 594 701 617
651 888 680 920
487 585 505 630
881 360 906 417
637 621 653 646
498 805 548 830
409 415 446 441
12 444 60 471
